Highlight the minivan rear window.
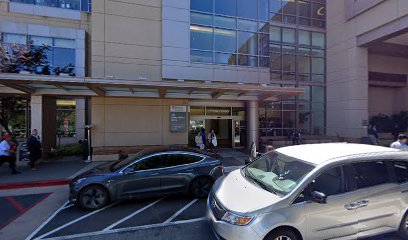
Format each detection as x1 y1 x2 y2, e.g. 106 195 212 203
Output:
243 152 315 196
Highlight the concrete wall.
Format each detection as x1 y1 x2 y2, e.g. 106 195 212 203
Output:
91 0 162 80
91 97 189 149
368 54 408 117
326 0 408 138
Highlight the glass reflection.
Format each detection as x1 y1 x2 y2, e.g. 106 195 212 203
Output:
214 28 237 52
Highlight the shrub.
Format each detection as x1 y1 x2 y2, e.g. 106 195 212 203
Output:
57 143 83 156
369 111 408 133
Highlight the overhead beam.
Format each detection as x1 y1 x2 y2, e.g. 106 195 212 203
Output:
86 85 105 96
212 92 223 99
54 85 70 91
1 83 35 94
259 94 279 102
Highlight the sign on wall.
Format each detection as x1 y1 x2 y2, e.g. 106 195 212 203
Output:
170 105 187 132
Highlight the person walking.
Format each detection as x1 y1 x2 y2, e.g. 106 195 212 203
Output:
0 135 20 174
27 129 42 170
208 129 218 152
390 134 408 149
367 124 379 145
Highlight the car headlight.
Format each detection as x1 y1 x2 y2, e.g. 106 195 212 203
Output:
222 211 254 226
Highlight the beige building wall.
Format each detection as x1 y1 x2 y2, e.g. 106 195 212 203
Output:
326 0 408 138
368 54 408 117
91 97 188 149
91 0 162 80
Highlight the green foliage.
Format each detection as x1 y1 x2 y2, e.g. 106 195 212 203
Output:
369 111 408 133
0 97 26 135
57 144 83 156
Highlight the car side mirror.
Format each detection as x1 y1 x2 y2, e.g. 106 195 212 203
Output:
310 191 327 204
123 168 135 175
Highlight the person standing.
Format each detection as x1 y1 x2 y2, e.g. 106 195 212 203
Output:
208 129 218 152
27 129 42 170
195 131 204 150
367 124 379 145
291 130 301 145
390 134 408 149
0 135 20 174
201 128 206 149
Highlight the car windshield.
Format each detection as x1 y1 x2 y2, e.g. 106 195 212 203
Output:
109 151 146 172
243 152 315 196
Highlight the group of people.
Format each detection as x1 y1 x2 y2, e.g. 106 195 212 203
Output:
0 129 42 175
195 128 218 152
367 124 408 150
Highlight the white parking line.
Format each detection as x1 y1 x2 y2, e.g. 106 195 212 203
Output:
40 217 207 240
164 199 198 223
25 201 69 240
103 197 165 231
34 201 119 240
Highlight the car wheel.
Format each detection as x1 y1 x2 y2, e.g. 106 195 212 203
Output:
398 211 408 238
78 185 109 211
190 177 213 198
265 229 299 240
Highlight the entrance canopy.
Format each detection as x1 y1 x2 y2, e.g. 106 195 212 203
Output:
0 73 304 101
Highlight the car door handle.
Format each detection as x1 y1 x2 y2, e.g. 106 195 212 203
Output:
185 169 194 172
357 200 369 208
149 173 159 176
345 203 360 210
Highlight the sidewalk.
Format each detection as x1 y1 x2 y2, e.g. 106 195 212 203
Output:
0 156 103 189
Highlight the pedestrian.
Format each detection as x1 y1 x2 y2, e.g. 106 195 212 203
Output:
390 134 408 150
367 124 379 145
265 145 274 153
392 124 400 141
292 130 301 145
195 131 204 150
0 134 20 174
201 128 206 149
208 129 218 152
27 129 42 170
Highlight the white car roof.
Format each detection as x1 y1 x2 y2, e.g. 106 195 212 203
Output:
276 143 404 165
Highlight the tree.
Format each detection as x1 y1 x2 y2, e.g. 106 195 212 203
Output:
0 97 26 135
0 42 50 73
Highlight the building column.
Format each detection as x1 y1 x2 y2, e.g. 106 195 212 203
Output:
30 95 56 159
75 98 86 142
246 100 259 150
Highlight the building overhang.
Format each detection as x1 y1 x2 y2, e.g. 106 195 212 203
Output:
0 73 304 102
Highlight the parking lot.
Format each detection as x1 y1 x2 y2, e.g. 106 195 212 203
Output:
25 192 403 240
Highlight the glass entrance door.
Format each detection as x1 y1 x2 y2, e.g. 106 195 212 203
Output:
189 120 204 147
234 120 247 148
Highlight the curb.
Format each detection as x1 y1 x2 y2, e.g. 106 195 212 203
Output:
0 179 70 190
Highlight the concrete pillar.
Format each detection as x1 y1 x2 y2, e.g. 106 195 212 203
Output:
246 100 259 150
30 96 43 137
75 98 86 142
30 95 56 159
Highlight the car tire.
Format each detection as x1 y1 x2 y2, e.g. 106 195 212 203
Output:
190 177 213 198
265 228 299 240
78 185 109 211
398 211 408 238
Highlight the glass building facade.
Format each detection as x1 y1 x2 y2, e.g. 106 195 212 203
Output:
190 0 326 137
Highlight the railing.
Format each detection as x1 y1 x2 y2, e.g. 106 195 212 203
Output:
10 0 92 12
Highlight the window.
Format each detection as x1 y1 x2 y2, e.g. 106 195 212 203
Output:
164 154 202 167
130 155 164 171
190 0 270 67
10 0 91 12
352 161 391 189
393 161 408 183
191 0 213 12
312 167 345 196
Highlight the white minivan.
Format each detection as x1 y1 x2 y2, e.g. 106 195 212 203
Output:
208 143 408 240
